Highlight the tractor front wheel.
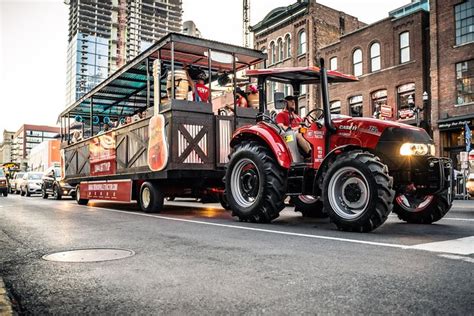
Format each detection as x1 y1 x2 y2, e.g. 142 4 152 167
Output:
292 195 327 218
393 189 452 224
322 151 394 232
225 141 287 223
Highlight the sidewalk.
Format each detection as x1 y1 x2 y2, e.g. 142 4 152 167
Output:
0 278 13 316
453 199 474 209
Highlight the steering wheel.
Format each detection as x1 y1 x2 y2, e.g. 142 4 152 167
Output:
304 108 324 126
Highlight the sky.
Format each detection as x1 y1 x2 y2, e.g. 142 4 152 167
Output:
0 0 410 141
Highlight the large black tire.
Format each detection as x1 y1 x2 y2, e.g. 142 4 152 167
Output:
20 188 25 196
219 193 231 210
139 182 164 213
53 185 62 200
25 187 31 197
225 141 287 223
2 191 7 197
75 186 89 205
322 151 394 232
393 189 452 224
292 195 328 218
42 188 49 199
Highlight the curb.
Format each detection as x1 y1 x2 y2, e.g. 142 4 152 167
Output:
0 278 13 316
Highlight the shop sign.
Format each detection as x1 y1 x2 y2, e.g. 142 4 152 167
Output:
438 119 473 130
398 109 414 120
380 105 393 118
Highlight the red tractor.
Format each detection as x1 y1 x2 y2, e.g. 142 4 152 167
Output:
225 59 453 232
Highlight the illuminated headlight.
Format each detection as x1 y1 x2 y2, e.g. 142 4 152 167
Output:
400 143 435 156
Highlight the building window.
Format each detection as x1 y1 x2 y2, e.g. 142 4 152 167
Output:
269 41 276 64
285 34 291 58
349 95 363 117
353 49 363 76
397 83 415 119
330 101 341 114
300 84 307 95
370 42 381 72
400 32 410 63
330 57 338 71
339 16 346 35
284 84 292 97
455 0 474 45
371 90 388 118
298 30 307 55
277 38 284 62
260 47 267 69
456 60 474 105
268 81 277 102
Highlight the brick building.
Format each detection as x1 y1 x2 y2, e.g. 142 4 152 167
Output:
319 7 430 126
430 0 474 166
251 0 364 115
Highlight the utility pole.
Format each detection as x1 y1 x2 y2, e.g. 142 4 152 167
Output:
243 0 251 48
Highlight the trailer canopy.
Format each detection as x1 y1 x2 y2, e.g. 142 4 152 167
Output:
59 33 267 119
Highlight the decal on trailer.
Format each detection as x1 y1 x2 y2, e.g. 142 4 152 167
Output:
89 132 116 176
148 114 169 171
79 179 132 202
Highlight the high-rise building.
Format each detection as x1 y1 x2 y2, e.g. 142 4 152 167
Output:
65 0 183 106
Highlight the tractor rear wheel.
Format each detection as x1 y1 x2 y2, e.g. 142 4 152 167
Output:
322 151 394 232
225 141 287 223
393 189 452 224
292 195 327 218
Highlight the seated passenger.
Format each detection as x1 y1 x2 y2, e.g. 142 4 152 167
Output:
235 88 249 108
275 96 311 156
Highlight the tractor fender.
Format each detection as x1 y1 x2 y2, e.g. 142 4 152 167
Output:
313 145 365 194
230 124 292 169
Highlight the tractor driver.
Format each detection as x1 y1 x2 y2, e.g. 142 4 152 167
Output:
275 96 312 156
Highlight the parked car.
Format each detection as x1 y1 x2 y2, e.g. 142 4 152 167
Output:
19 172 44 196
9 172 25 194
41 167 75 200
467 173 474 198
0 169 8 197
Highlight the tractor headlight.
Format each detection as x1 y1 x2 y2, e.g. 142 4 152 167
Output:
400 143 435 156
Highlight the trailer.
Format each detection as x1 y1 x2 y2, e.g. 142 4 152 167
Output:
59 33 266 212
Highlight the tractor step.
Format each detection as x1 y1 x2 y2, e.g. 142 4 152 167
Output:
287 163 314 196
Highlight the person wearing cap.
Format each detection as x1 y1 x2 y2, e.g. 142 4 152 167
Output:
275 95 311 155
184 65 210 102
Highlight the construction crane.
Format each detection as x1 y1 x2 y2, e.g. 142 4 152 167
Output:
243 0 251 48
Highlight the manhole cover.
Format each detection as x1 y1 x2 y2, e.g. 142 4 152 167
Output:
42 248 135 262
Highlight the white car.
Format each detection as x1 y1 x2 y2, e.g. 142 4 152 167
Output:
19 172 44 197
10 172 25 194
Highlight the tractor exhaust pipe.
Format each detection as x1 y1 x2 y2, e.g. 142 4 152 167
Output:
320 58 336 133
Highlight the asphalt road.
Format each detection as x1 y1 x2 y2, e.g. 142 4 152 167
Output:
0 194 473 315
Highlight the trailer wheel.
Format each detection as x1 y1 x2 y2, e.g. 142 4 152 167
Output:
322 151 394 232
292 195 327 218
226 141 287 223
139 182 164 213
75 185 89 205
393 189 452 224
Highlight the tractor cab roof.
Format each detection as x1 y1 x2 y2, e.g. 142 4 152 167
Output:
246 66 358 84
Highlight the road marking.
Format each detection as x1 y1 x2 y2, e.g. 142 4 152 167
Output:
409 236 474 255
438 254 474 264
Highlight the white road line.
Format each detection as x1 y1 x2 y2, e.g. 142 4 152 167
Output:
409 236 474 255
438 254 474 264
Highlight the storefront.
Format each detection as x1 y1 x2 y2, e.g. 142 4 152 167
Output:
438 115 474 170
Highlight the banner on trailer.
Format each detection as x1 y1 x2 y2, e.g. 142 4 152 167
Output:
147 114 168 171
89 132 116 176
79 180 132 202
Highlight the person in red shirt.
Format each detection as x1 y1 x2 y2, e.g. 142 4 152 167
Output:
235 88 249 108
193 71 210 102
275 96 311 155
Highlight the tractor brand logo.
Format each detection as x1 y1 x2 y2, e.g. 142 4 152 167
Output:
338 124 358 131
368 126 379 134
284 134 295 142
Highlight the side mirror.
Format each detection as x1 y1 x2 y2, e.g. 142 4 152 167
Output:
274 92 285 110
